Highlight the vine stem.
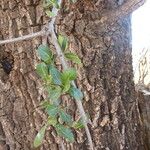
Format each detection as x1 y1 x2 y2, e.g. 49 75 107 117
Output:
49 26 94 150
48 1 94 149
0 30 46 45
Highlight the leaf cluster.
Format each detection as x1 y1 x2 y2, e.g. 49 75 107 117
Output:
43 0 60 17
34 38 84 147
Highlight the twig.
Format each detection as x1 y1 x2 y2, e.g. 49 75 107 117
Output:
49 27 94 150
0 30 46 45
48 1 94 149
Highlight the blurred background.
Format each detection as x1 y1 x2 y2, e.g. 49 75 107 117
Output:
132 2 150 147
132 0 150 92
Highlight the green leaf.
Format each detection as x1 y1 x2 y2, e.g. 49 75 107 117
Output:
69 87 83 101
65 52 81 64
48 65 62 85
46 86 62 101
61 68 77 93
72 118 84 129
55 124 74 142
43 0 52 7
58 35 68 51
45 75 52 85
47 117 57 126
33 125 47 148
52 0 60 8
61 68 77 82
37 45 53 63
45 10 56 17
36 62 49 79
62 80 71 93
44 0 59 8
40 100 50 108
46 104 59 117
59 110 72 124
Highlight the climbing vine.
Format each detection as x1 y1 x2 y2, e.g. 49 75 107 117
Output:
33 0 93 149
34 43 83 147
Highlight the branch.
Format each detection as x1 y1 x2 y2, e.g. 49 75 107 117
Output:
0 30 46 45
100 0 146 23
48 1 94 150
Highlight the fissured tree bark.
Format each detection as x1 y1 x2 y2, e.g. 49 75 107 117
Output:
0 0 146 150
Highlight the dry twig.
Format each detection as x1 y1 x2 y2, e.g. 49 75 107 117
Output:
0 30 46 45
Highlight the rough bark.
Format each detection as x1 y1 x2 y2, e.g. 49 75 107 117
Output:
57 0 145 149
0 0 57 149
0 0 146 150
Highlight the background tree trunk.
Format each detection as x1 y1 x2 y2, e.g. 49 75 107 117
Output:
0 0 146 150
137 92 150 150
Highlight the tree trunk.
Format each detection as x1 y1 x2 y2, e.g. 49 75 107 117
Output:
0 1 56 149
0 0 146 150
137 92 150 150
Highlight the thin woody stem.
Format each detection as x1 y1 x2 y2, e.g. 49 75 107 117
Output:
48 1 94 149
49 24 94 150
0 30 46 45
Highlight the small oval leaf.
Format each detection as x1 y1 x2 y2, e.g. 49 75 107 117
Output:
65 52 81 64
69 87 83 101
58 35 68 51
33 125 47 148
55 124 74 142
37 45 52 63
62 80 71 93
59 110 72 124
47 117 57 126
46 86 62 101
61 68 77 82
36 62 49 79
72 118 84 129
48 65 62 85
46 104 59 117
